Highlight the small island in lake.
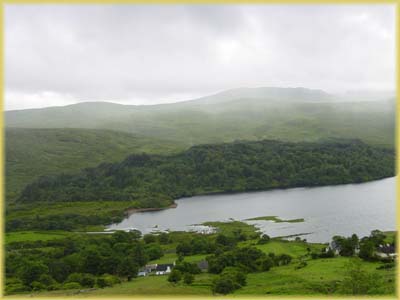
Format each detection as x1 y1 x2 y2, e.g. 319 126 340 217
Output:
246 216 305 223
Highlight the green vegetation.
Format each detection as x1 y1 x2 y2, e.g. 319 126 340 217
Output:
8 139 393 232
6 201 143 232
5 88 395 149
246 216 305 223
9 223 394 297
203 221 259 237
18 139 394 205
5 231 71 245
6 128 183 201
4 88 396 297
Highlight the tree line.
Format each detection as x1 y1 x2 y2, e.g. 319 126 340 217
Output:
18 139 394 206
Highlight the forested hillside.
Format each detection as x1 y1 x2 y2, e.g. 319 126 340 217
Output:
6 128 183 201
18 139 395 207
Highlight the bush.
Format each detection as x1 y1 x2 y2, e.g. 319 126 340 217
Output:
320 249 335 258
376 262 395 270
96 278 107 288
258 234 271 244
81 274 96 288
174 262 201 274
5 283 30 294
65 273 96 288
167 270 182 283
158 232 170 244
259 257 273 271
31 281 46 291
295 261 307 270
212 267 247 294
18 261 49 286
47 283 62 291
63 282 81 290
143 234 156 244
183 273 195 285
221 267 247 287
38 274 55 286
339 258 385 294
212 276 236 294
145 243 164 260
275 254 292 266
97 274 121 288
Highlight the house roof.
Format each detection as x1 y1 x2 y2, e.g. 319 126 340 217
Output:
378 244 395 254
197 260 209 270
156 264 174 271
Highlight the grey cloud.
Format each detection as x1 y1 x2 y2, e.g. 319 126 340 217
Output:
5 4 396 110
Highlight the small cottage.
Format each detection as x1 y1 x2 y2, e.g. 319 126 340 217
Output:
376 244 396 258
144 264 158 273
155 264 174 275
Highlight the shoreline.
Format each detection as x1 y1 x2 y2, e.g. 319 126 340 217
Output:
125 202 177 216
175 175 394 200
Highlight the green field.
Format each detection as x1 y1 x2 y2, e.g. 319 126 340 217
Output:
30 239 395 297
235 257 395 296
5 231 72 245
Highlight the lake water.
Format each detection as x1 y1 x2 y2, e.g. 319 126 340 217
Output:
108 177 396 243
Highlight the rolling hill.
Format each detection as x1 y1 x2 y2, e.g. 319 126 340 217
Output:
5 128 184 201
6 87 395 147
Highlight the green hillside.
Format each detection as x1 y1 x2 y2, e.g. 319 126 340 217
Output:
5 88 395 147
18 139 394 206
5 88 395 202
6 128 184 201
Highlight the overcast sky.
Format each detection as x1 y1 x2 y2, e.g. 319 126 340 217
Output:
5 4 396 110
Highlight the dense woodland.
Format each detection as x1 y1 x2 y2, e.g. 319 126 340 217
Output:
19 139 394 206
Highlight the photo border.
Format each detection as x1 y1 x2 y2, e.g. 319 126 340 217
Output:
0 1 398 299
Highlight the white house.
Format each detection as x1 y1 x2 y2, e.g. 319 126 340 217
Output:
155 264 174 275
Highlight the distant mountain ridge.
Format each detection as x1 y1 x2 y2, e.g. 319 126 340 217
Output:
6 86 334 113
5 86 395 149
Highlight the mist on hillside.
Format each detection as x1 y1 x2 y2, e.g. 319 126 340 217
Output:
5 87 395 149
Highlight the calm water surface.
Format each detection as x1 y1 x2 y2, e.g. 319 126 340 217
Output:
108 177 396 242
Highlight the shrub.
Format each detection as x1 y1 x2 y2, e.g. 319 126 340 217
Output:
275 254 292 266
143 234 156 244
63 282 81 290
259 257 273 271
167 270 182 283
38 274 55 286
158 232 170 244
97 274 121 288
183 273 195 285
174 262 201 274
258 234 271 244
295 261 307 270
5 283 30 294
31 281 46 291
212 267 246 294
212 276 236 294
65 273 96 288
